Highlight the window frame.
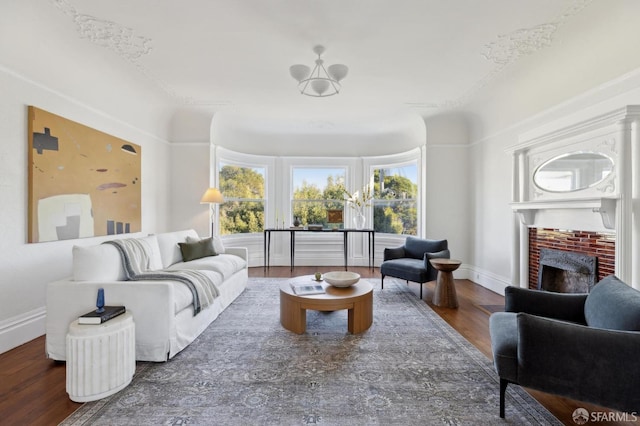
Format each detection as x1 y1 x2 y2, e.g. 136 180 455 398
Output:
214 147 423 237
215 147 274 235
363 148 423 236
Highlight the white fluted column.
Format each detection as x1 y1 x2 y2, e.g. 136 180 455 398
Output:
66 312 135 402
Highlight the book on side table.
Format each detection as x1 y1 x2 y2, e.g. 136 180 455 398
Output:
78 306 126 324
290 283 325 296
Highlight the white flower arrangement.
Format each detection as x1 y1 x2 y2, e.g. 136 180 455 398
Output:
343 183 373 210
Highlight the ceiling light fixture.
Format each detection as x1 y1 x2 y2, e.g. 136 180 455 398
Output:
289 45 348 97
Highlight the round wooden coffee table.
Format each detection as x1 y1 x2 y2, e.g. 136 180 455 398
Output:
430 258 462 308
279 276 373 334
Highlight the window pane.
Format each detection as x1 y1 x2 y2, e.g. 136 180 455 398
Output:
219 201 264 235
219 164 265 234
292 168 345 227
372 165 418 235
220 164 265 199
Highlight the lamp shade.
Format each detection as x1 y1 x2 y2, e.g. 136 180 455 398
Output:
200 188 224 204
311 79 330 96
289 64 311 82
327 64 348 82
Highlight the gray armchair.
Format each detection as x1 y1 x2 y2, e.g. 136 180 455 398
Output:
489 275 640 418
380 236 449 299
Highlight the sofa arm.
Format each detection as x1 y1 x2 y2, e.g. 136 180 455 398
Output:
504 286 587 324
383 246 405 261
224 247 248 262
517 313 640 413
46 279 175 361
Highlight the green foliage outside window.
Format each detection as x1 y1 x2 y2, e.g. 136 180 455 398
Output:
372 168 418 235
218 163 417 235
292 173 345 227
219 165 265 235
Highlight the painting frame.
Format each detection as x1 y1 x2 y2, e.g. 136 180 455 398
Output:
28 106 141 243
326 209 344 224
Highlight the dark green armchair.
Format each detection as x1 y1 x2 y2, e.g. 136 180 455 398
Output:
380 236 449 299
489 275 640 418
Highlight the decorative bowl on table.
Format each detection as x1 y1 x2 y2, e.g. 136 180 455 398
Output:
323 271 360 287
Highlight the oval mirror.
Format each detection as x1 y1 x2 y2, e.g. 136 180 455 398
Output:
533 152 614 193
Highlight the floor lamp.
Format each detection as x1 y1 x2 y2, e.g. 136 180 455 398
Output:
200 188 225 237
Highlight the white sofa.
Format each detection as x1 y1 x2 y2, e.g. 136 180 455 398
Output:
46 229 248 362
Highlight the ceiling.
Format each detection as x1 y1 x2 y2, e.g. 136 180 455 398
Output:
1 0 610 144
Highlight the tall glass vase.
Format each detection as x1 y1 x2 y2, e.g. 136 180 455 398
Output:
353 207 366 230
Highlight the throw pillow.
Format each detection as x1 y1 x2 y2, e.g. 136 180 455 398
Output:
212 235 225 254
179 237 217 262
73 244 126 281
186 235 225 254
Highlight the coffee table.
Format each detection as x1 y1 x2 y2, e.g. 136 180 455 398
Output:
279 276 373 334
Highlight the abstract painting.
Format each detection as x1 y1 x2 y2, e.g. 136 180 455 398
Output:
28 106 141 243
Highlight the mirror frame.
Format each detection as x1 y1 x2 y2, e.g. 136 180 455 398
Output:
533 151 614 193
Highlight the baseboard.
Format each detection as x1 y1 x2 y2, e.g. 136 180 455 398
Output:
0 307 46 355
456 265 510 296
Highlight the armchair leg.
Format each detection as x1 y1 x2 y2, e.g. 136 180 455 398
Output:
499 378 508 418
420 283 423 299
381 275 385 289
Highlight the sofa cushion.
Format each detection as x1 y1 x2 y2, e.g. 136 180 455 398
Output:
171 270 223 313
585 275 640 331
156 229 199 268
380 258 429 283
138 235 163 270
72 244 125 281
168 254 247 280
179 237 217 262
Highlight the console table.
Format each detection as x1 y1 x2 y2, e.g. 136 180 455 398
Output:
264 228 375 271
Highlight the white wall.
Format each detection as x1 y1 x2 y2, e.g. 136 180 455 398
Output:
169 142 212 237
424 113 470 274
0 67 172 354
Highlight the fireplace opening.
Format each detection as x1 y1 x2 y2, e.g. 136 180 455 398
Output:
538 248 598 293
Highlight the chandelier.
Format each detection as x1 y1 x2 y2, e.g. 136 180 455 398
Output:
289 45 348 97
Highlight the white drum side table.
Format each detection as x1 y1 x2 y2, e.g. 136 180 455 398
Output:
66 311 135 402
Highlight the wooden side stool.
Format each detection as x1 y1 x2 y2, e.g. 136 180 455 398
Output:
430 258 462 308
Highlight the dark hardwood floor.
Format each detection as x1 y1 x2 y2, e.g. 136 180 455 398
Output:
0 266 625 425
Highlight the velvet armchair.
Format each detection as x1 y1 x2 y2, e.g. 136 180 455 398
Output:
380 236 449 299
489 275 640 418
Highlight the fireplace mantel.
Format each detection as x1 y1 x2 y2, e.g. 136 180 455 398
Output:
511 196 618 230
507 106 640 290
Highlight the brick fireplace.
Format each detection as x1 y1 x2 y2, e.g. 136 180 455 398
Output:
528 228 615 291
508 106 640 291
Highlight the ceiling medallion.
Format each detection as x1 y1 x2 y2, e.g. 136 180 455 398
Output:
290 45 348 97
482 0 592 66
51 0 152 60
482 23 558 66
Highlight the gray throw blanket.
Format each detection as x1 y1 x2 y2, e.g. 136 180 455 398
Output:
104 239 219 315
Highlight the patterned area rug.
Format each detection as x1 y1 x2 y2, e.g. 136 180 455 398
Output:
61 278 559 425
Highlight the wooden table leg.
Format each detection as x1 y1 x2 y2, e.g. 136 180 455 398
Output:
347 291 373 333
280 292 306 334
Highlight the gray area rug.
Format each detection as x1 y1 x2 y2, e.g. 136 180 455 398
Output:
61 278 560 425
